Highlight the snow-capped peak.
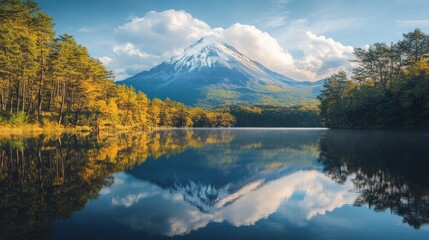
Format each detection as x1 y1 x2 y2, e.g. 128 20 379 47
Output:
186 35 224 51
168 36 265 74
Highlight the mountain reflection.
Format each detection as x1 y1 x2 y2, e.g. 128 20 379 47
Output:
1 129 429 239
127 130 323 213
318 130 429 229
97 170 356 237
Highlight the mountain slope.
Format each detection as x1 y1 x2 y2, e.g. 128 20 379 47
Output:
119 36 323 106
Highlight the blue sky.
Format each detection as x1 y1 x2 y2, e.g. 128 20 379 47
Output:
37 0 429 80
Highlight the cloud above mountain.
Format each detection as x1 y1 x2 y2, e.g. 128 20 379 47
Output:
103 10 355 81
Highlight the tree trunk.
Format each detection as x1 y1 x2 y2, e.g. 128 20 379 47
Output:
15 83 20 114
58 81 65 125
37 48 44 122
21 70 26 112
0 93 3 111
8 75 13 113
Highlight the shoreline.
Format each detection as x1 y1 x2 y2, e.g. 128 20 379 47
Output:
1 125 427 137
0 124 78 137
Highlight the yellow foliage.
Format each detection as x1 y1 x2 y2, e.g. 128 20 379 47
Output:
404 60 429 77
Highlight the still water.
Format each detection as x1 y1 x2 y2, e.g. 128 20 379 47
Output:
1 129 429 239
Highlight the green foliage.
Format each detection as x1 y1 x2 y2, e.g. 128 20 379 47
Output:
7 112 28 124
229 105 321 127
0 111 29 125
318 29 429 129
0 0 236 129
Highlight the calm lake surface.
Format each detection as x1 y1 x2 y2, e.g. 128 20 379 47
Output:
1 129 429 239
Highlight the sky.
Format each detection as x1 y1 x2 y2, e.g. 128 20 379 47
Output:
37 0 429 81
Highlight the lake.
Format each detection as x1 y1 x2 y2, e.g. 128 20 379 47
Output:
1 129 429 239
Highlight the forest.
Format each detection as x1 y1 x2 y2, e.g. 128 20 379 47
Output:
318 29 429 128
0 0 235 130
228 105 321 127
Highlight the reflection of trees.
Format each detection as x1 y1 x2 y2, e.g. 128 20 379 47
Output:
0 130 233 239
318 130 429 229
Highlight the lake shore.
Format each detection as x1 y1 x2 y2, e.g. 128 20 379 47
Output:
0 124 75 137
0 124 176 137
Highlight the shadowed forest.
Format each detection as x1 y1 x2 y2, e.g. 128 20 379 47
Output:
318 30 429 128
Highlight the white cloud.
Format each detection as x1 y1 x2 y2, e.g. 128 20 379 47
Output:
106 10 356 81
98 56 113 66
113 43 152 58
273 18 358 80
295 32 355 80
115 10 212 56
216 23 306 79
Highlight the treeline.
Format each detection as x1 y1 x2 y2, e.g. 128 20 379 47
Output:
228 105 321 127
318 29 429 128
0 0 235 129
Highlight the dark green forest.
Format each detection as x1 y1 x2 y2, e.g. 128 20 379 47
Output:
318 29 429 129
229 105 321 127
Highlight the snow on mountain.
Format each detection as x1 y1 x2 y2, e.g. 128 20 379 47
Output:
119 36 323 106
168 36 292 83
169 178 266 213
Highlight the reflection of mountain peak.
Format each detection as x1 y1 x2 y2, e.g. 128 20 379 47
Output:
173 179 265 213
165 165 314 212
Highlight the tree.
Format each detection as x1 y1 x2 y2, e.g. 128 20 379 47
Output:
34 11 54 121
352 43 402 97
398 29 429 65
318 71 353 127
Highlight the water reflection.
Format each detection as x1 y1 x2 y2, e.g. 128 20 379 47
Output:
0 131 233 239
318 130 429 229
94 170 356 237
0 129 428 239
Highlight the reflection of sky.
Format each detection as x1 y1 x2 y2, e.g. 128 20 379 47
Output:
50 129 429 240
56 171 429 240
85 171 358 236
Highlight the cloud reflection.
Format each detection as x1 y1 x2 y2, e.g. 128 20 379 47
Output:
97 170 357 236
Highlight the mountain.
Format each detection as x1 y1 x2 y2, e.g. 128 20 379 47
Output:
119 36 323 106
